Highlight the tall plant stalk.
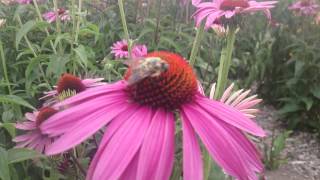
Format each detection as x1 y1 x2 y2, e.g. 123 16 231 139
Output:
203 28 237 180
117 0 132 57
32 0 57 54
0 40 12 94
189 23 205 66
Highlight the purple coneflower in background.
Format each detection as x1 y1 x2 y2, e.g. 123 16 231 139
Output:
288 0 320 16
111 40 148 59
43 8 71 23
40 51 266 180
41 73 105 105
193 0 278 29
16 0 32 4
13 107 58 153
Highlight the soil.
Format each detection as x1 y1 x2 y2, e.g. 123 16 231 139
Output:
255 105 320 180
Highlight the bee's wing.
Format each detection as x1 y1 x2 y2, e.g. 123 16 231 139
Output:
127 67 154 85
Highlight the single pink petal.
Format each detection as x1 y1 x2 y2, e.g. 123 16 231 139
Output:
209 83 216 99
237 99 262 110
220 83 234 103
182 104 256 179
119 152 140 180
195 95 266 137
45 101 129 155
181 113 203 180
192 0 202 6
89 107 153 180
87 104 140 179
230 89 251 106
137 109 175 180
15 122 36 130
225 89 244 105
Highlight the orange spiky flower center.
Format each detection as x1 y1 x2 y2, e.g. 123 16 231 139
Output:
124 51 198 109
56 73 86 94
36 107 58 126
220 0 249 10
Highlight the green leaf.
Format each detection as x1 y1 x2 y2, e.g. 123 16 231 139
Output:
0 95 35 110
278 103 301 114
7 148 44 164
15 20 50 50
0 123 16 137
74 45 88 68
0 147 10 180
272 131 292 157
311 86 320 99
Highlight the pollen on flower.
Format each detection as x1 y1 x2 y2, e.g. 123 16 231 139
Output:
56 73 86 94
220 0 250 10
36 107 58 126
124 51 198 109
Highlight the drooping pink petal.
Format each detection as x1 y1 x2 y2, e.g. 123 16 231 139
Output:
88 107 153 180
181 113 203 180
15 122 36 130
137 109 175 180
195 94 266 137
182 104 257 179
119 153 140 180
45 100 130 155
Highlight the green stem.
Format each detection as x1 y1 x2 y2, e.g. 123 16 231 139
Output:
74 0 82 43
71 0 77 74
214 28 237 99
117 0 132 57
32 0 57 54
16 15 52 90
0 40 12 94
189 22 205 66
53 0 63 54
203 28 236 180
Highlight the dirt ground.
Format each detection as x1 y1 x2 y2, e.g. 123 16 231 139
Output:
255 105 320 180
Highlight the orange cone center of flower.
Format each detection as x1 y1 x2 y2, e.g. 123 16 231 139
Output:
220 0 249 10
124 51 198 109
56 73 86 94
36 107 58 126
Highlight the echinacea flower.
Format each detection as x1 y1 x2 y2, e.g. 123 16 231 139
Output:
41 51 265 180
43 8 71 23
193 0 278 29
210 82 262 118
111 40 148 59
41 73 105 105
16 0 32 4
288 0 320 16
13 107 58 153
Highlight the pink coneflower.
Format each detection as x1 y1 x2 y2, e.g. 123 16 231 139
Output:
288 0 320 16
111 40 148 59
210 82 262 118
13 107 58 153
41 73 105 105
193 0 278 29
41 51 266 180
16 0 32 4
43 8 71 23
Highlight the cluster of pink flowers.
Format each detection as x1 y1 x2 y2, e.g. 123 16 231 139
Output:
288 0 320 16
111 40 148 59
42 8 71 23
192 0 277 29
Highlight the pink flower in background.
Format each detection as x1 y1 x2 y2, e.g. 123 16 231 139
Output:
193 0 278 29
111 40 129 59
16 0 32 4
43 8 71 23
288 0 320 16
41 51 265 180
111 40 148 59
41 73 105 105
13 107 58 153
210 82 262 118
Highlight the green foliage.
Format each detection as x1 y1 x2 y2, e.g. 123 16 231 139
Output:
263 131 292 170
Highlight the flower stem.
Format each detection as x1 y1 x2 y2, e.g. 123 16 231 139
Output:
32 0 57 54
117 0 132 57
53 0 63 54
16 15 52 90
189 22 205 66
0 40 12 94
74 0 82 43
214 28 237 99
203 28 237 180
